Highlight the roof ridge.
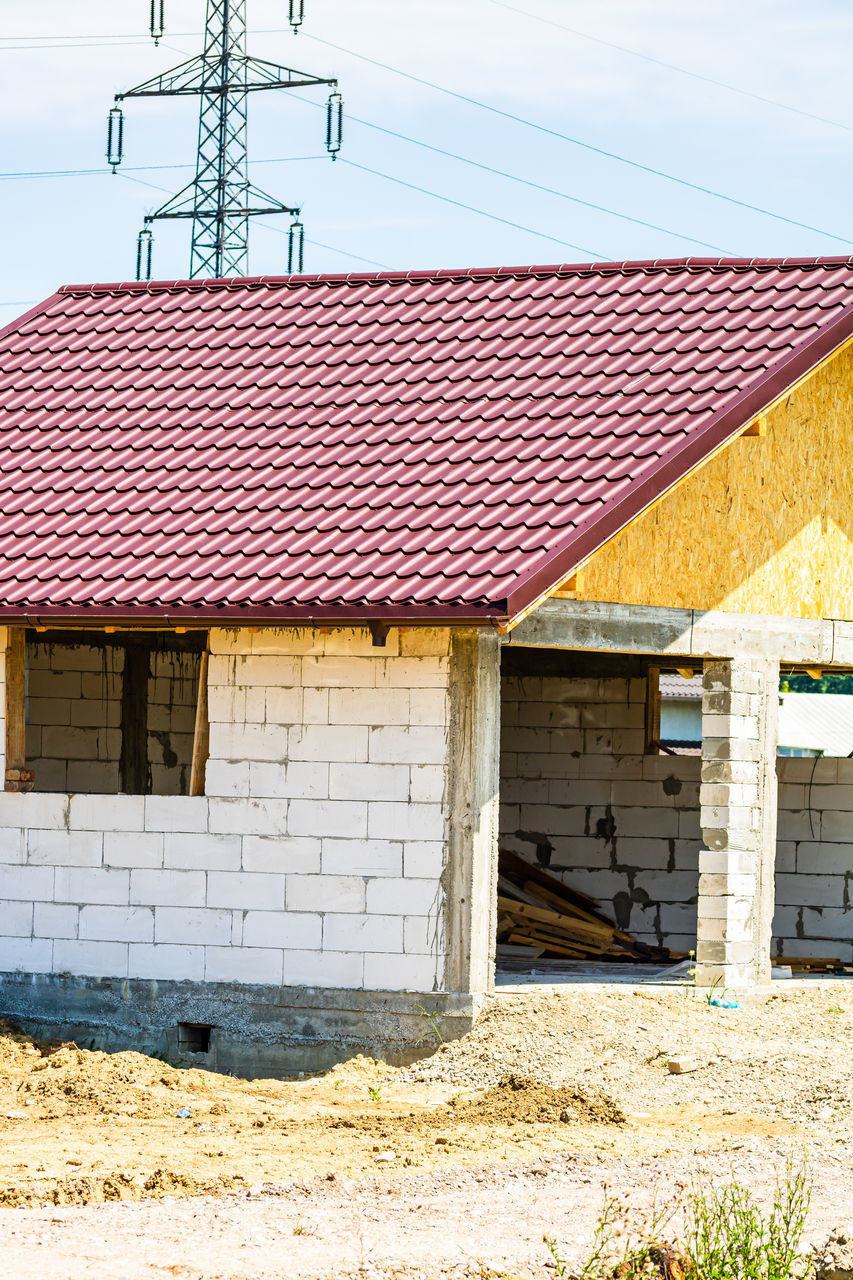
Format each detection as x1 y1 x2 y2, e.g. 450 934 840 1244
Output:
57 254 853 297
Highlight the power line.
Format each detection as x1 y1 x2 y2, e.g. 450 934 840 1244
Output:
0 131 736 257
9 24 849 242
485 0 853 135
340 111 735 255
7 25 848 254
12 15 853 141
0 157 324 182
116 154 607 258
257 221 391 270
0 39 153 52
302 32 853 247
107 2 342 280
340 159 606 258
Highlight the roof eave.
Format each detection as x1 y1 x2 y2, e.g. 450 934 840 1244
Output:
0 602 508 629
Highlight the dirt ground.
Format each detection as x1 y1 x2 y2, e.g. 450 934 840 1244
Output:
2 980 853 1277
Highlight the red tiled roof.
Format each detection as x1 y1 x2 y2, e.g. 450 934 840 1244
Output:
2 255 853 624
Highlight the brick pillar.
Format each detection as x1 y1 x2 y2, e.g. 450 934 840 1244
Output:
695 656 779 991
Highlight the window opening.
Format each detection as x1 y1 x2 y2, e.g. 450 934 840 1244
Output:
6 628 209 796
657 667 853 758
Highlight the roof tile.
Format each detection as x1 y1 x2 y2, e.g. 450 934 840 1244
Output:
2 256 853 619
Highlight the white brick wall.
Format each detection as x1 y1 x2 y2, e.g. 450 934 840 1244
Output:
501 675 853 959
0 626 451 994
500 674 702 952
773 757 853 962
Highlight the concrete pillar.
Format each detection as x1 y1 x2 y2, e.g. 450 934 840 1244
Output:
443 628 501 997
695 656 779 991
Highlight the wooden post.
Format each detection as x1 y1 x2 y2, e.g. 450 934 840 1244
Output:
4 628 32 792
644 665 661 754
119 645 150 794
189 649 209 798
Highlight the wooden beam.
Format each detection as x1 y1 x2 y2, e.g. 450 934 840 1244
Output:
644 664 661 754
5 628 30 792
119 646 150 794
189 649 210 798
496 896 613 940
742 415 767 437
552 568 586 600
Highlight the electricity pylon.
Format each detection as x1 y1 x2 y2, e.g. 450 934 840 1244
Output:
106 0 342 279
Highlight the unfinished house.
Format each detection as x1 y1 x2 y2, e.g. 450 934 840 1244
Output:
1 256 852 1070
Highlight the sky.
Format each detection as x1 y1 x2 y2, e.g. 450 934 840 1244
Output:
0 0 852 320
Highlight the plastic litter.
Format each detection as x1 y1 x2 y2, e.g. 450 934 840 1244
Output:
176 1106 191 1118
709 998 739 1009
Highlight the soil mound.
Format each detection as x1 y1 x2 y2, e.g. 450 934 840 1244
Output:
0 1167 245 1210
0 1019 38 1066
18 1043 219 1119
446 1074 625 1125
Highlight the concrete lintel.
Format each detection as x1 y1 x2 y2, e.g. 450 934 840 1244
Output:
831 620 853 666
0 971 480 1078
506 599 693 655
508 598 843 665
690 613 833 663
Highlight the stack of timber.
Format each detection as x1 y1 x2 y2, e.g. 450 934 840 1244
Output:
496 848 676 965
771 955 850 975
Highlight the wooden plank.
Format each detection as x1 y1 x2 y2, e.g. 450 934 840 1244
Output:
772 955 844 971
119 645 150 794
645 665 661 754
189 649 210 798
507 931 590 958
521 879 613 930
4 628 26 789
497 897 613 941
497 942 545 958
499 848 613 923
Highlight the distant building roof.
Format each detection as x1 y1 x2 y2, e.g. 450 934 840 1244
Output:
659 673 703 700
660 675 853 755
778 693 853 756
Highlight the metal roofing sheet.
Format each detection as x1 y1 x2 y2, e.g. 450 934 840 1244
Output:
2 256 853 622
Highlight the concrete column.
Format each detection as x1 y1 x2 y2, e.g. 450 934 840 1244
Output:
695 656 779 991
443 628 501 997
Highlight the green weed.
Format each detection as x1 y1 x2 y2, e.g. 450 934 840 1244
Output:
545 1160 809 1280
413 1002 445 1044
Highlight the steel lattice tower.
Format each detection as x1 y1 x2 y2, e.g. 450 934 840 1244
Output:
107 0 342 279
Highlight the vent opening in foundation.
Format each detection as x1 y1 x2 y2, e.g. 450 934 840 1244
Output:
177 1023 212 1054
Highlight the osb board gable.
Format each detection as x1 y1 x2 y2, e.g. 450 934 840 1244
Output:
573 344 853 620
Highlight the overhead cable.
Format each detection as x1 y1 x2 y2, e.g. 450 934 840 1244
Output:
340 159 606 258
341 112 735 254
302 32 853 246
485 0 853 136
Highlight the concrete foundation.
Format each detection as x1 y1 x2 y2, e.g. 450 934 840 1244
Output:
0 971 478 1076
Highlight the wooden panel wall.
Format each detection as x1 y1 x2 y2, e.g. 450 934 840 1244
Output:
573 344 853 620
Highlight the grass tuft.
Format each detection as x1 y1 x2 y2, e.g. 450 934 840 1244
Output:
545 1160 809 1280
